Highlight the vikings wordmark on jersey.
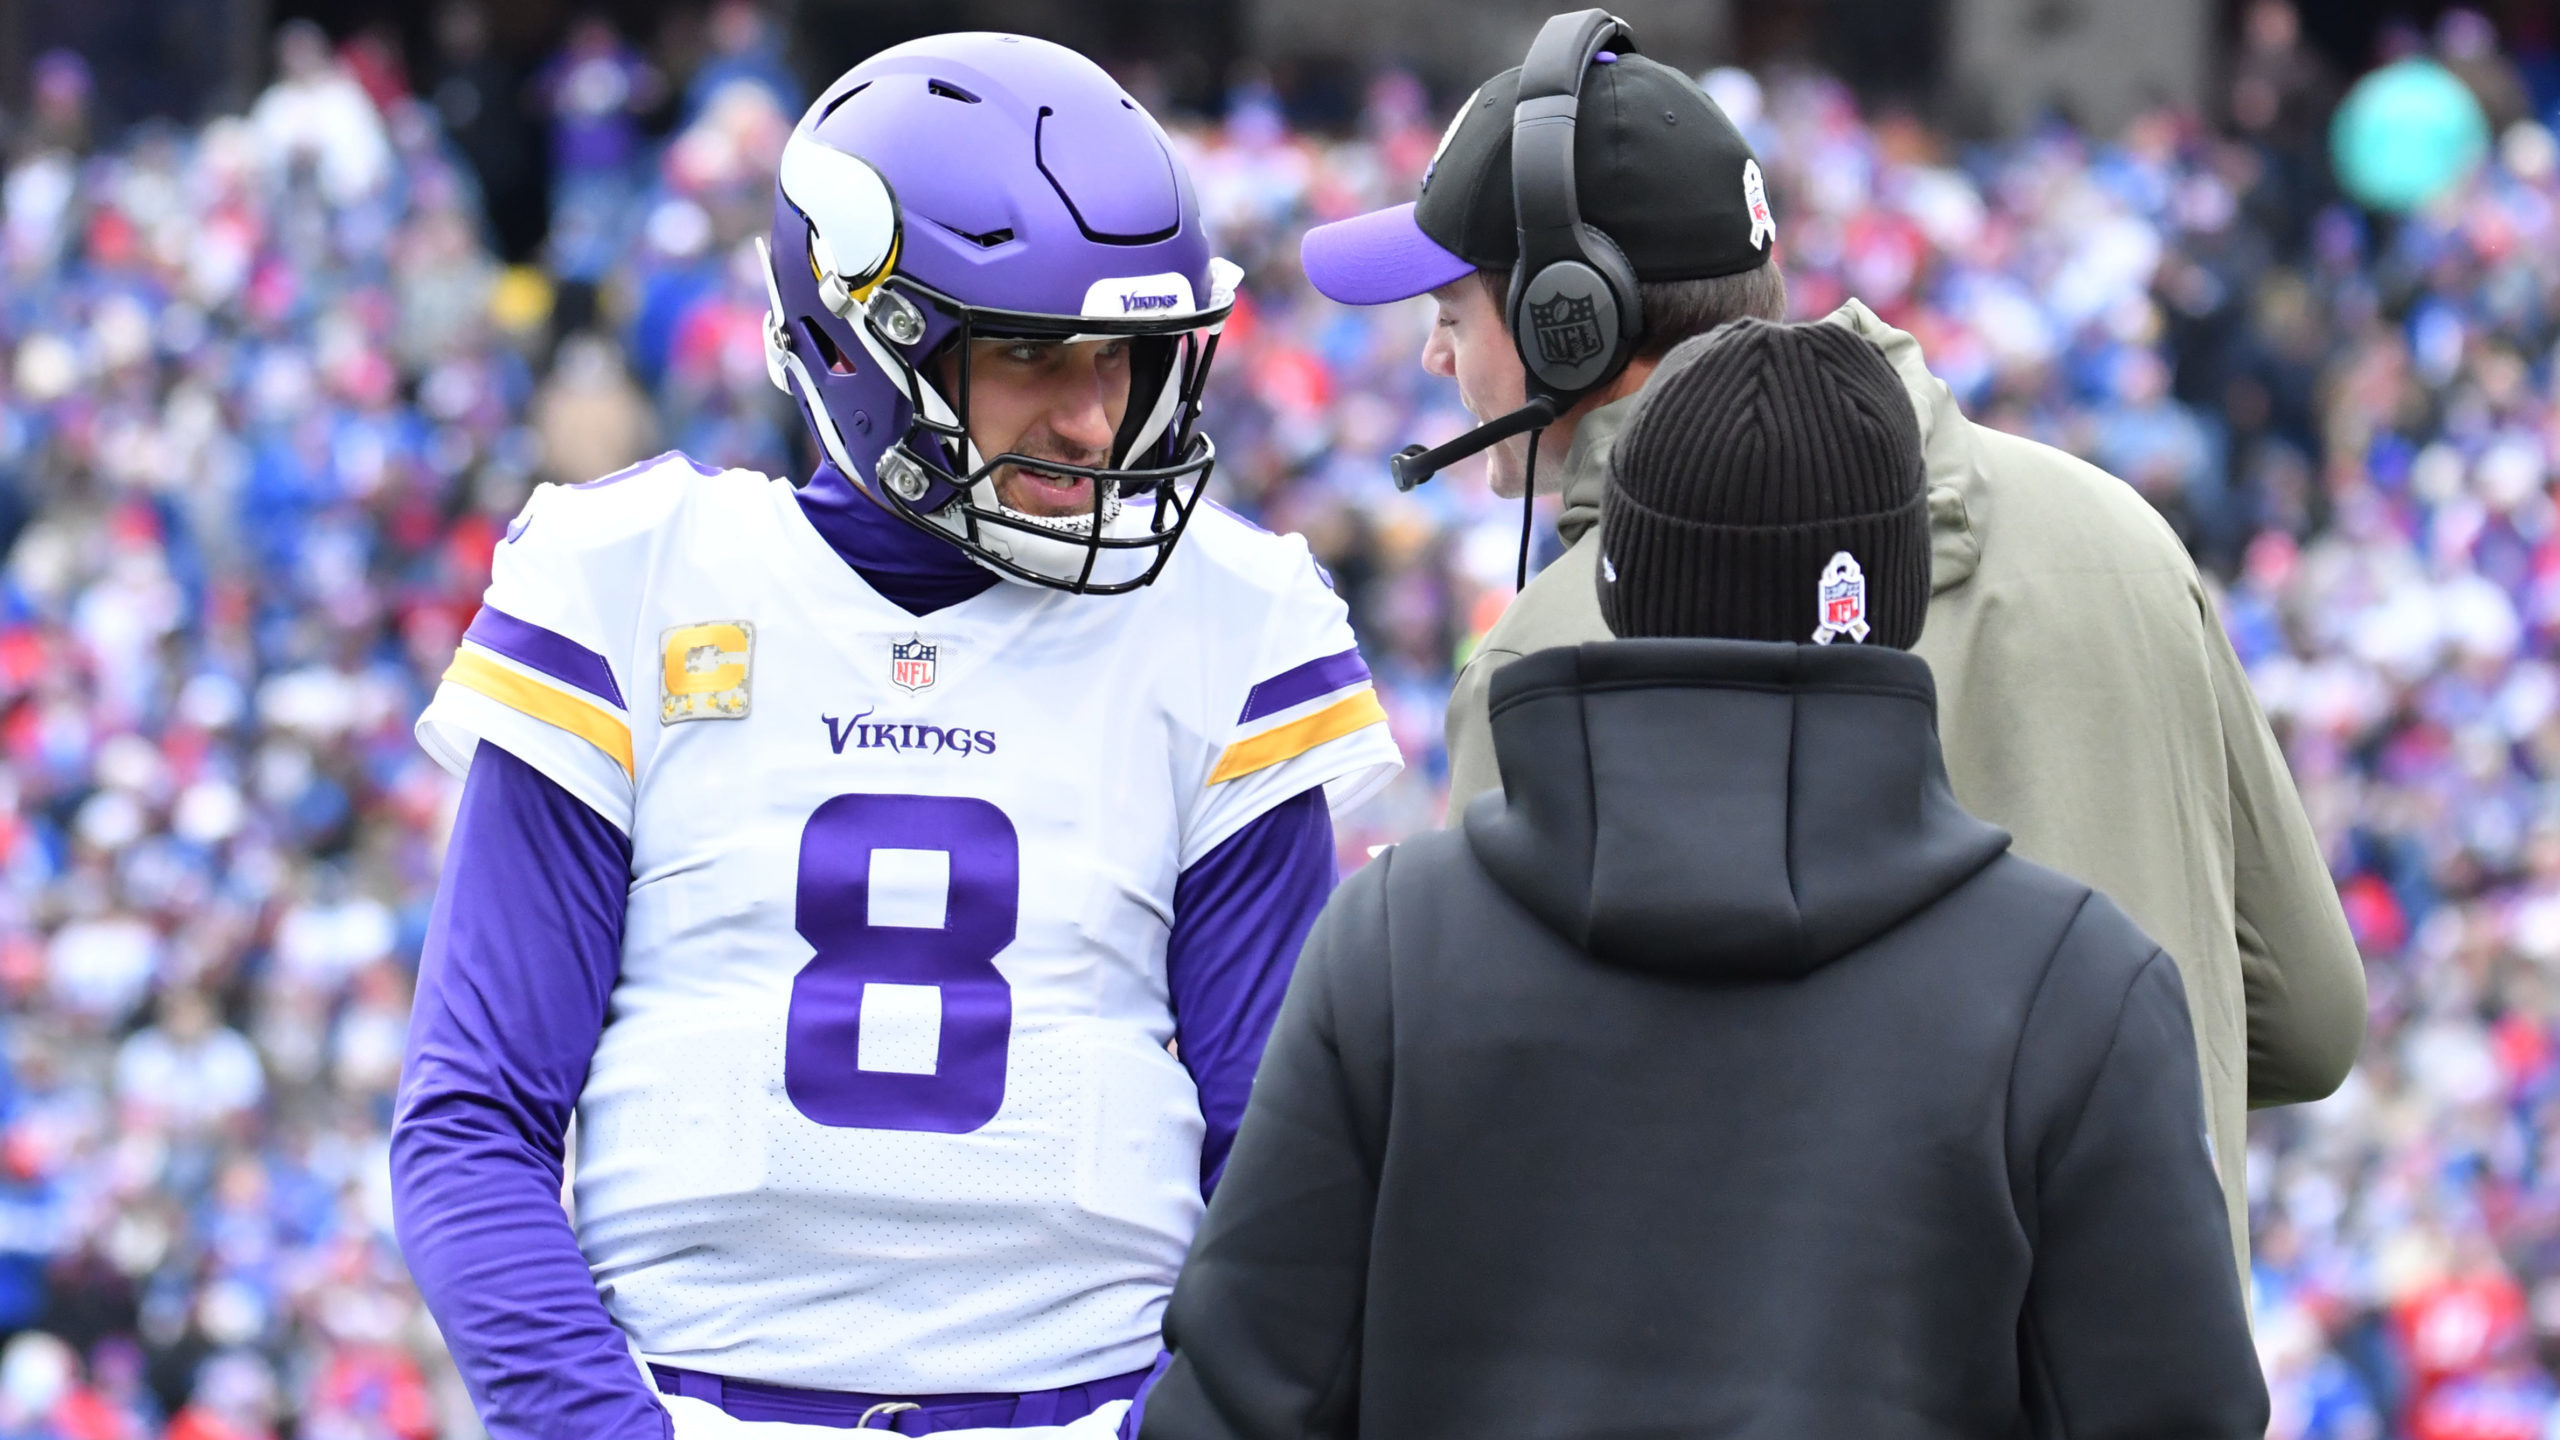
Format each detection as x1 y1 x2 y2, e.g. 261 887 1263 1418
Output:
415 452 1398 1393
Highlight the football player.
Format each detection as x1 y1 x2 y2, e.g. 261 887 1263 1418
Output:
391 34 1400 1440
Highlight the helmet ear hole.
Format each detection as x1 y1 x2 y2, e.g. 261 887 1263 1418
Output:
800 320 859 376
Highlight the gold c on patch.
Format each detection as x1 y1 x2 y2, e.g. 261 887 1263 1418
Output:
660 621 754 723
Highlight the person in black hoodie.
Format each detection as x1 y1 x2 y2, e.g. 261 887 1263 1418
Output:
1136 320 2270 1440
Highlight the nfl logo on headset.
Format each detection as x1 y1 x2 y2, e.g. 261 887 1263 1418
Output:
1530 292 1604 367
1812 551 1871 645
890 636 938 693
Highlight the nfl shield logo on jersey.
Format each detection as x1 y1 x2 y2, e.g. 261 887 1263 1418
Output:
1811 551 1871 645
890 636 938 693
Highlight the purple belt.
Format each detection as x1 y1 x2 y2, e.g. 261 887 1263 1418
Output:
650 1362 1150 1433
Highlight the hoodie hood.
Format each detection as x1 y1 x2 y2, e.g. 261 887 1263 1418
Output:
1463 639 2009 980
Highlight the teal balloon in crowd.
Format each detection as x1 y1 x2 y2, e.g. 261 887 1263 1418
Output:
2331 58 2491 213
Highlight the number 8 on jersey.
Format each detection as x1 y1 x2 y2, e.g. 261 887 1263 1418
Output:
788 793 1020 1133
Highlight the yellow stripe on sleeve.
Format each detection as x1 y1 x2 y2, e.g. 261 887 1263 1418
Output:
443 648 636 779
1207 687 1389 786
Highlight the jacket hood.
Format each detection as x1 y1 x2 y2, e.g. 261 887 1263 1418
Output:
1822 298 1985 593
1463 639 2009 980
1556 302 1985 590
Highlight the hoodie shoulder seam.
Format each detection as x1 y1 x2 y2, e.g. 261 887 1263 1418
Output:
2004 884 2096 1238
2019 901 2161 1185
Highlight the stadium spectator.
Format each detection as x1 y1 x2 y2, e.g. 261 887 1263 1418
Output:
0 1131 65 1337
18 51 96 162
112 991 264 1134
2230 1 2337 152
527 333 658 486
246 22 393 207
162 1351 275 1440
535 15 662 291
425 1 546 264
681 0 802 125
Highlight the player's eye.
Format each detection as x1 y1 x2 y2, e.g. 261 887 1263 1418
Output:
1001 342 1048 364
1095 340 1129 364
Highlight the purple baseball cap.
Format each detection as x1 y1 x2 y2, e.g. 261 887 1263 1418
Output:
1300 202 1475 305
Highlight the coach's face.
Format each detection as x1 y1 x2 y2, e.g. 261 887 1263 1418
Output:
1422 278 1553 500
942 338 1132 517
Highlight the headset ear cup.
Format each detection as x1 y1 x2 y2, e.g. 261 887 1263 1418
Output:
1505 9 1648 405
1578 222 1644 381
1507 237 1643 401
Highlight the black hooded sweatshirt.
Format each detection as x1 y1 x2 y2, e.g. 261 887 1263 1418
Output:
1140 640 2268 1440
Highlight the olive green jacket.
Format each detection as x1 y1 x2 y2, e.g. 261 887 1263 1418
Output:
1443 299 2367 1272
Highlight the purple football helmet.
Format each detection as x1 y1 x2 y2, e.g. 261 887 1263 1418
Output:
759 33 1239 593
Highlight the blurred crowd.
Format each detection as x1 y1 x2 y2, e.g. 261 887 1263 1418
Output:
0 1 2558 1436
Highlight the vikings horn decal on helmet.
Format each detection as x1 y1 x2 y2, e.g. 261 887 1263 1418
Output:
760 33 1242 594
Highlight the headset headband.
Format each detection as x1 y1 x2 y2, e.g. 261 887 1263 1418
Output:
1385 8 1647 495
1508 9 1644 404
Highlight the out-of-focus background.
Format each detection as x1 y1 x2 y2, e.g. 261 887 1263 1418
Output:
0 0 2550 1434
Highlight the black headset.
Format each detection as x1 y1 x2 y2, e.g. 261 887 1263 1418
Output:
1388 8 1642 493
1509 9 1644 406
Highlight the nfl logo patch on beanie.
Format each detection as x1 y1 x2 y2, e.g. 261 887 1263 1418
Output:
1597 319 1929 650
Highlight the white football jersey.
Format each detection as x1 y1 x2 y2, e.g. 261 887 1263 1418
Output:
415 453 1400 1393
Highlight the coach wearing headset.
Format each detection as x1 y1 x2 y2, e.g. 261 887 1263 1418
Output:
1291 9 2364 1279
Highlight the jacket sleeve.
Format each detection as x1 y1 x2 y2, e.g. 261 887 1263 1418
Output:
2198 590 2366 1105
392 743 667 1440
1442 645 1516 820
1140 853 1395 1440
2013 899 2267 1440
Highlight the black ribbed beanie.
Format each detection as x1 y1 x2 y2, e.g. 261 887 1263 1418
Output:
1598 319 1929 649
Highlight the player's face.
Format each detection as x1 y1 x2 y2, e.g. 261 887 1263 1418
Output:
1423 277 1540 500
944 338 1133 517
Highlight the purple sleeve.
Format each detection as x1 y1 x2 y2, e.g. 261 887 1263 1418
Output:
1167 787 1337 1197
1126 792 1340 1440
391 743 667 1440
